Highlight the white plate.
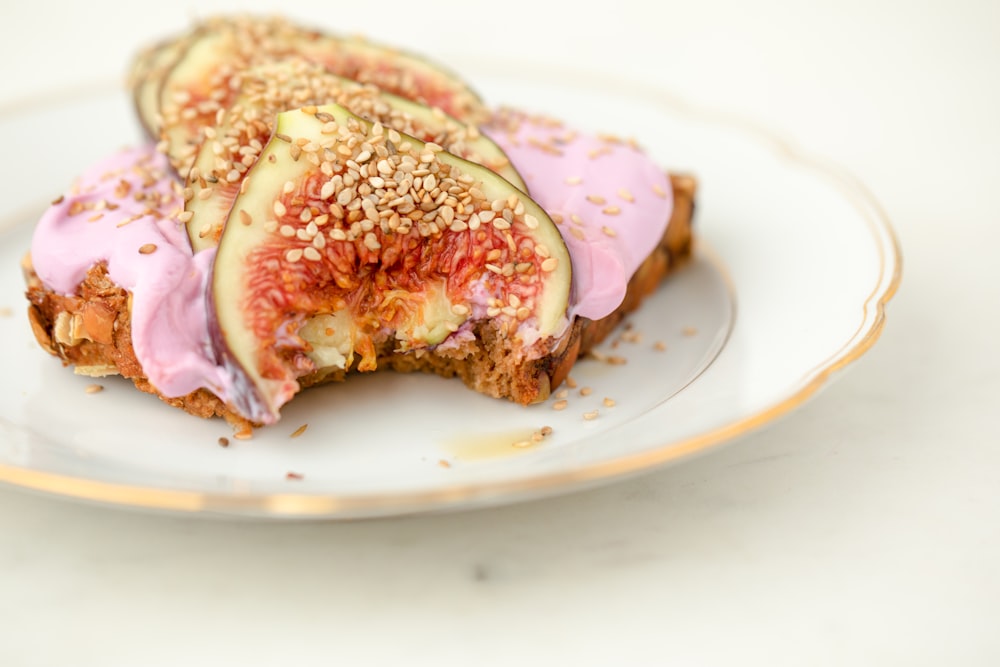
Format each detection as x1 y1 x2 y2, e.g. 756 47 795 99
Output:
0 64 900 518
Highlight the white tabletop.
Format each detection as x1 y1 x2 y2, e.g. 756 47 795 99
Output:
1 1 998 665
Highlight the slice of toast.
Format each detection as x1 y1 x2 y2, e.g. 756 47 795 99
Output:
24 174 695 430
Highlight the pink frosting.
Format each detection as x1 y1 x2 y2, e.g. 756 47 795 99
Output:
484 111 674 320
30 145 235 400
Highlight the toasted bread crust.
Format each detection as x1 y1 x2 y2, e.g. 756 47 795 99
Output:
24 175 695 428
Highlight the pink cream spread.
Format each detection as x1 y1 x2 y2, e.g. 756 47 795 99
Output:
30 146 236 400
484 110 674 321
30 114 674 406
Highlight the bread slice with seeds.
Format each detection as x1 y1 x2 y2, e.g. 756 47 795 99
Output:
23 174 694 431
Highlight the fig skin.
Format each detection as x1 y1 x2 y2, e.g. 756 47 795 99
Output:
210 104 570 424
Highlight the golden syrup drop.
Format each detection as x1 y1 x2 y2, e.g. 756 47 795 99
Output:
441 429 540 461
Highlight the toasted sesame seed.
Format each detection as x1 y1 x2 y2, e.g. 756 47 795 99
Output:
138 243 157 255
218 437 229 448
84 384 103 394
286 472 304 480
290 423 308 438
602 226 617 237
553 400 568 411
602 206 621 215
654 341 668 351
583 410 599 421
580 386 593 397
586 194 606 205
603 397 616 408
683 327 698 336
570 227 586 241
565 376 578 389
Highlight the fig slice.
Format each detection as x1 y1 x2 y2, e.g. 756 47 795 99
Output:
156 15 486 177
127 29 198 141
210 104 571 424
183 58 523 253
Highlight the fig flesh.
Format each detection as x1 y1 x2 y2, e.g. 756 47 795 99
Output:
210 104 570 424
183 59 523 253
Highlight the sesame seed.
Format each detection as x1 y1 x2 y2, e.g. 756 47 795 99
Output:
565 376 578 389
555 389 568 399
290 423 308 438
654 341 668 351
570 227 586 241
683 327 698 336
274 200 287 217
583 410 599 421
285 248 303 263
286 472 304 480
602 226 617 237
603 397 616 408
363 232 381 251
512 440 532 449
523 214 539 229
586 194 606 205
540 426 553 437
239 209 252 226
541 257 559 272
138 243 157 255
602 206 621 215
485 263 502 274
279 225 296 237
580 386 593 396
652 183 667 198
218 437 229 448
565 176 582 185
618 188 635 202
303 246 322 261
553 400 568 411
84 384 103 394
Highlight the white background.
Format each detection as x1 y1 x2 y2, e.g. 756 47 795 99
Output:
1 1 998 665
